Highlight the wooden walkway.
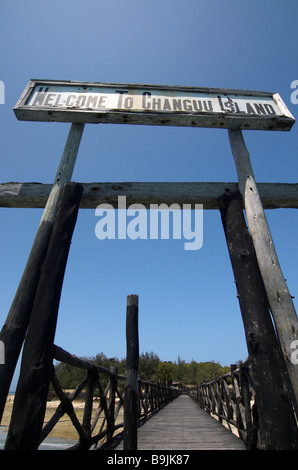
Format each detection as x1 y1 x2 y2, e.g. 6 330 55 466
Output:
117 395 246 450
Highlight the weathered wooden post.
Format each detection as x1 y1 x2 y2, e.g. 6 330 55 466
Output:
5 182 83 450
219 191 297 449
228 129 298 411
0 123 84 420
107 366 117 443
124 294 139 450
239 363 256 449
81 368 97 447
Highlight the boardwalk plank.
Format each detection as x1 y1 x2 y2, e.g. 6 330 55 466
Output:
117 395 246 450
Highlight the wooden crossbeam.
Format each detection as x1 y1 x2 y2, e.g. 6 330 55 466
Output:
0 181 297 209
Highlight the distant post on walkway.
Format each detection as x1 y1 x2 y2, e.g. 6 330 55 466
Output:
124 294 139 450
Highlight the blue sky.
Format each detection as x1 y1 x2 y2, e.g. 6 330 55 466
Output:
0 1 297 390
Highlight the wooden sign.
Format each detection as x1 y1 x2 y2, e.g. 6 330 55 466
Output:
14 79 295 131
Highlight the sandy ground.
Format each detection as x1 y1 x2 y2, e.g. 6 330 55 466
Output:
1 394 121 442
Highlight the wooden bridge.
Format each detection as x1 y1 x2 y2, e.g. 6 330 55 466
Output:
0 291 251 451
0 108 298 450
0 182 297 451
0 286 296 451
115 394 246 450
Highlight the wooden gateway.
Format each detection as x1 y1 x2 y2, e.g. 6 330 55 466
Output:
14 79 294 130
0 80 297 450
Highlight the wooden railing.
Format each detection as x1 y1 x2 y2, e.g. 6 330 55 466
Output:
3 288 179 450
189 361 258 449
38 345 180 450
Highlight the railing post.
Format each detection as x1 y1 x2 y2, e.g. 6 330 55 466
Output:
138 378 142 419
81 368 97 448
107 366 117 442
144 382 149 416
240 364 256 450
149 384 154 412
124 294 139 450
216 380 222 424
230 364 242 432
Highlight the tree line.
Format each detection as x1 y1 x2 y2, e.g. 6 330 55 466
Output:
54 352 230 389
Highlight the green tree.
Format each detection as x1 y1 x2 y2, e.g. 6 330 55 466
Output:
54 351 231 390
157 361 175 386
175 356 187 385
139 352 160 382
196 361 228 384
54 362 86 389
187 360 199 385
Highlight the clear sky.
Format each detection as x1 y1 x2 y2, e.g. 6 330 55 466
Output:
0 1 297 390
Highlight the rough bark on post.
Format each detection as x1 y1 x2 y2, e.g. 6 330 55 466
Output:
124 294 139 450
219 191 297 449
228 129 298 410
107 366 117 442
5 182 83 450
0 123 84 420
81 369 97 448
240 363 257 449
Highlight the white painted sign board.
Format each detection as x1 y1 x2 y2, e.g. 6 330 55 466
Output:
14 80 295 131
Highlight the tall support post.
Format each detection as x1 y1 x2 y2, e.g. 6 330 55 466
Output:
124 294 139 450
0 123 84 420
228 129 298 409
219 192 297 449
5 182 84 450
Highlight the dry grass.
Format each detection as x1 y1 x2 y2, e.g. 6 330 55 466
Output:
1 395 124 444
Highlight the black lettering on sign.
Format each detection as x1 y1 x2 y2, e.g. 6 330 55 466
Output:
123 96 134 109
44 93 56 106
86 95 98 108
217 96 225 112
142 91 151 109
66 95 76 107
246 103 256 114
32 90 47 106
54 94 62 106
152 98 161 110
234 102 246 114
254 103 266 115
183 99 192 111
172 99 182 111
203 100 213 112
224 101 235 113
264 104 276 115
116 90 128 108
76 95 86 107
163 98 171 110
97 95 107 108
193 100 203 112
